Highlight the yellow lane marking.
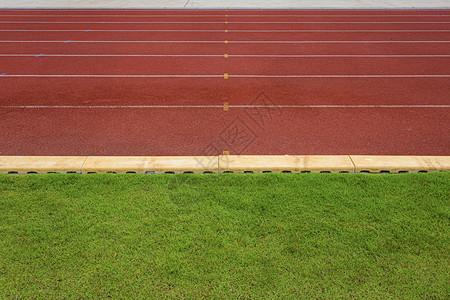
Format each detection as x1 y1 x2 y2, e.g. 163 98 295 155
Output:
223 102 229 111
224 53 228 58
225 29 228 32
224 73 229 79
223 151 230 155
224 40 228 43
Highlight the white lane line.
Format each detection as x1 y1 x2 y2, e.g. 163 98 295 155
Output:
0 40 223 43
0 40 449 43
1 54 450 58
1 21 450 23
1 105 449 109
1 75 449 78
229 75 450 78
3 29 450 32
0 14 448 17
233 30 450 32
230 40 450 43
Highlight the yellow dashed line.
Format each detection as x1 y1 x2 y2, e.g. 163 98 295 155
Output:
225 29 228 33
225 40 228 44
224 53 228 58
225 21 228 24
223 102 229 111
224 73 229 79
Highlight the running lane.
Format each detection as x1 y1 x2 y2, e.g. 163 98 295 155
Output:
0 9 449 156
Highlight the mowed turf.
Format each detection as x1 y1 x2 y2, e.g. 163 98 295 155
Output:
0 173 448 299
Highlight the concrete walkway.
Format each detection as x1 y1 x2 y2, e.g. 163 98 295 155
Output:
0 0 449 9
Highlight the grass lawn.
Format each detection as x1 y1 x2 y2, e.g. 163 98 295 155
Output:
0 173 448 299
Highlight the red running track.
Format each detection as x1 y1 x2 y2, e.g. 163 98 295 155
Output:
0 9 449 156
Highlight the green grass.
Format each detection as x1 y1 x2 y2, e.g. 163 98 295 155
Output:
0 173 448 299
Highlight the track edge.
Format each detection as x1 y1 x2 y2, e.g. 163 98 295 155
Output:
0 155 449 174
